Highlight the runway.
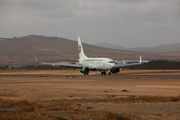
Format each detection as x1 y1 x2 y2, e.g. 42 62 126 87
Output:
1 74 180 79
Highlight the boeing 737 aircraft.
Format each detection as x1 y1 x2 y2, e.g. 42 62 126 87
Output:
34 37 142 75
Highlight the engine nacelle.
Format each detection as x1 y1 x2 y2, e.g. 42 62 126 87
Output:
111 67 120 73
80 67 90 73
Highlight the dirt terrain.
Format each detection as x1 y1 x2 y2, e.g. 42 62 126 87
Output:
0 70 180 120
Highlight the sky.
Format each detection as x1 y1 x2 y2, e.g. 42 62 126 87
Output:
0 0 180 48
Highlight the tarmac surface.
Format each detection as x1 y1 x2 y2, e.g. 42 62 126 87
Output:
1 74 180 79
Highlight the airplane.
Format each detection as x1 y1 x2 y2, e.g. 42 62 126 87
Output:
34 37 142 75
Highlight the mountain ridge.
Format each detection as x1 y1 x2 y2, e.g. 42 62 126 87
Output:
0 35 180 66
95 42 180 53
94 42 126 50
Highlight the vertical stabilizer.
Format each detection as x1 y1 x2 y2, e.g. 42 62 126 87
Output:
78 37 88 59
140 55 142 63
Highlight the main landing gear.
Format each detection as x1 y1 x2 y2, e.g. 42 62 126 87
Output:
101 71 106 75
101 71 111 75
84 73 89 75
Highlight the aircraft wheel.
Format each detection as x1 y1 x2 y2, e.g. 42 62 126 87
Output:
87 73 89 75
101 72 106 75
108 72 111 75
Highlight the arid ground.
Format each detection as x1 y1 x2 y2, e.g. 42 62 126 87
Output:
0 70 180 120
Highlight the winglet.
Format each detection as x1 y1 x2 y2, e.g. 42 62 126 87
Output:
34 54 38 62
140 55 142 63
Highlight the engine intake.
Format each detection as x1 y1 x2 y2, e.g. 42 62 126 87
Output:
80 67 90 73
111 67 120 73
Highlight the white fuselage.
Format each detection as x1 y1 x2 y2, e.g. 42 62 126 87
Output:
79 58 115 71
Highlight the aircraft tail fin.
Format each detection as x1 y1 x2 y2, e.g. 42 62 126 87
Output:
140 55 142 63
78 37 88 59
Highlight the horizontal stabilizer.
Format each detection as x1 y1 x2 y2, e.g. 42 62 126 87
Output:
34 54 38 62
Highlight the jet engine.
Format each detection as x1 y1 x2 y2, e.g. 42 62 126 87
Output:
111 67 120 73
80 67 90 74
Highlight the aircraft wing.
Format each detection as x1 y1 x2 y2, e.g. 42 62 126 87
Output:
39 62 81 68
59 58 78 62
34 55 81 68
115 63 142 68
115 55 142 68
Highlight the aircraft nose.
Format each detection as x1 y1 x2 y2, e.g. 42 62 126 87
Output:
110 63 115 68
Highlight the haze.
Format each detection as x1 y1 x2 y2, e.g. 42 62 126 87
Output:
0 0 180 48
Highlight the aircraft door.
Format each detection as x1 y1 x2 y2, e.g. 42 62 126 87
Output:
102 60 106 67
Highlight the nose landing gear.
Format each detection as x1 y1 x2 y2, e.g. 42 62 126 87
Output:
108 70 111 75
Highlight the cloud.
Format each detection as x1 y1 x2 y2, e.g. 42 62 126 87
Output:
0 0 180 47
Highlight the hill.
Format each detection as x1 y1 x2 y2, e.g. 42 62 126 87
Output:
129 43 180 53
0 35 180 66
95 42 180 53
94 42 126 50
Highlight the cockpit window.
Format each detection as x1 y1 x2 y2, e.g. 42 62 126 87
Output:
108 61 115 63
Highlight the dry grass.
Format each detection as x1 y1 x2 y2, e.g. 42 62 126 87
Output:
0 98 136 120
0 98 95 120
45 102 72 111
0 98 67 120
118 95 180 103
0 95 179 119
121 89 129 92
99 112 136 120
91 95 180 103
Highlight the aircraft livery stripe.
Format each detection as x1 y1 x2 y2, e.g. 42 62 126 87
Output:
83 60 103 62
